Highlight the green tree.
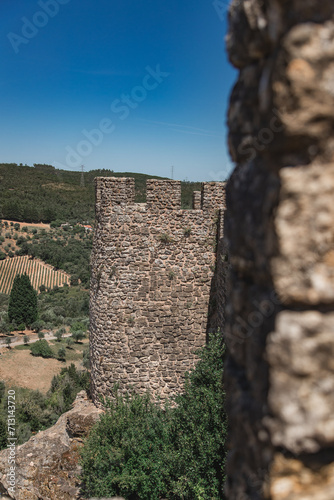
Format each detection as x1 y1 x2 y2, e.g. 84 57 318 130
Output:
57 346 66 361
2 200 22 221
55 330 63 342
23 335 29 345
31 320 44 333
72 331 85 343
70 275 79 286
71 321 86 333
30 339 54 358
8 274 38 326
66 337 74 349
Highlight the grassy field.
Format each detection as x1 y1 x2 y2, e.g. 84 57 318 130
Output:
0 338 88 393
0 256 70 294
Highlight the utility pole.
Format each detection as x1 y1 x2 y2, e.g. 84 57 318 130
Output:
171 165 174 180
80 165 85 187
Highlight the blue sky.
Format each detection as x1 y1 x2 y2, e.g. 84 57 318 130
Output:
1 0 237 181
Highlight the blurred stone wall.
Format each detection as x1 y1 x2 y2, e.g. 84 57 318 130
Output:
90 177 226 403
224 0 334 498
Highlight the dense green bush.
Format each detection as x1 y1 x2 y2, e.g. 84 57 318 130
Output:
81 392 173 499
31 319 45 332
72 331 85 343
57 346 66 361
66 337 74 349
55 329 64 342
0 296 10 333
49 363 90 414
30 339 54 358
71 321 86 333
82 346 90 369
80 332 226 499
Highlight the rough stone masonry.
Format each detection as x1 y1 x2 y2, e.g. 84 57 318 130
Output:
224 0 334 498
90 178 225 403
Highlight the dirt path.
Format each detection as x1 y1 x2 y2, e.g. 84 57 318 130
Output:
0 332 72 349
1 220 51 230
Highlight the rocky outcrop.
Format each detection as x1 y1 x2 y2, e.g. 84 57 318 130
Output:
224 0 334 498
0 391 103 500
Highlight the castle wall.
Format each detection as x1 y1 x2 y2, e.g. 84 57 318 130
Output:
224 0 334 498
90 178 225 402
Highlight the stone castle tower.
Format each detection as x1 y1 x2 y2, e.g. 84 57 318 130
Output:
89 177 225 403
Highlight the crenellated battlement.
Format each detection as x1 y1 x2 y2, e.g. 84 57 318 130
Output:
95 177 135 218
95 177 225 215
146 179 181 210
201 182 226 211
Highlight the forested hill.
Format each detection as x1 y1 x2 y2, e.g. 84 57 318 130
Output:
0 164 201 224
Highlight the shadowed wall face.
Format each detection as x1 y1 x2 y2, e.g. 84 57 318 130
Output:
225 0 334 498
90 178 225 403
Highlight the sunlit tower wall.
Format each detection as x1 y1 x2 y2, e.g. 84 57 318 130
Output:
89 177 226 404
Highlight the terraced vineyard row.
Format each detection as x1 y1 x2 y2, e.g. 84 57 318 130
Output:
0 256 71 295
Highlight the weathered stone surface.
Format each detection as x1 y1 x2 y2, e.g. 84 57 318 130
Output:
224 0 334 498
0 392 102 500
269 454 334 500
272 164 334 305
90 178 226 404
266 311 334 454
